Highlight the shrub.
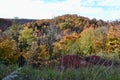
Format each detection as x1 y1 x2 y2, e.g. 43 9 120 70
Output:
59 55 87 69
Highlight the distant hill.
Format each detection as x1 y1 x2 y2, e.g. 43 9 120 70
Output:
23 14 108 35
0 18 36 30
0 14 120 31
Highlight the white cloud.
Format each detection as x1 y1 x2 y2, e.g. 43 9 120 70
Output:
99 0 120 7
0 0 120 20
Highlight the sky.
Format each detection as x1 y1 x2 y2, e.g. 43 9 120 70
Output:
0 0 120 21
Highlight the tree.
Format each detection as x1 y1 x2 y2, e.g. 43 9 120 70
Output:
19 38 28 52
53 32 81 55
0 38 18 64
10 18 20 50
20 26 34 45
106 25 120 53
45 24 57 60
79 28 93 55
92 27 108 53
59 22 73 30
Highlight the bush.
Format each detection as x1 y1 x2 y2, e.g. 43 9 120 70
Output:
59 55 87 69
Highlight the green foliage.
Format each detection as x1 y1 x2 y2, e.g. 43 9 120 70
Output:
19 38 28 52
62 39 81 55
79 28 93 55
59 22 73 30
20 26 34 45
9 18 21 52
10 18 20 35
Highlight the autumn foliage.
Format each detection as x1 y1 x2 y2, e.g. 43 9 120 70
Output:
0 14 120 68
60 55 87 69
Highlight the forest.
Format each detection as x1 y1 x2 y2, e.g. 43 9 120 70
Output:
0 14 120 80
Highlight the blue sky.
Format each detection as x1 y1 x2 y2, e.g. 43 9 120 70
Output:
0 0 120 21
43 0 66 3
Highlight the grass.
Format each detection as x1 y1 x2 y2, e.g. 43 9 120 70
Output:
1 56 120 80
13 65 120 80
0 64 18 79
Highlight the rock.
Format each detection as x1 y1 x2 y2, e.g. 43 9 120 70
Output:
2 68 21 80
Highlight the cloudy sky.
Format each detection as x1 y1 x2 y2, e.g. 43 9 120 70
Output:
0 0 120 21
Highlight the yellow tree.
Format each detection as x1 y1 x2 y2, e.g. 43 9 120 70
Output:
106 25 120 53
0 38 19 64
92 27 108 53
79 27 94 55
19 26 34 45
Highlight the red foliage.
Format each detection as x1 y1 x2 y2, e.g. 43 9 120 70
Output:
60 55 88 69
59 55 117 69
30 55 118 69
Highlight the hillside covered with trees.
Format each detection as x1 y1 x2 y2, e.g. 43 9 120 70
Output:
0 14 120 80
